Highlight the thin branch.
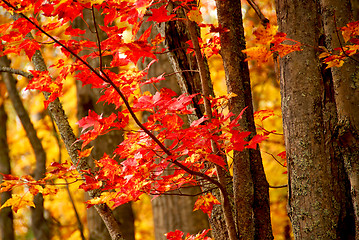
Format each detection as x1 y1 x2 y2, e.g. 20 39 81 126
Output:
49 116 86 240
186 15 238 240
333 13 359 64
91 6 104 74
246 0 269 26
269 184 287 189
0 66 33 79
264 151 286 168
150 187 216 197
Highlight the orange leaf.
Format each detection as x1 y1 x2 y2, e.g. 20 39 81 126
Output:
0 193 35 213
242 46 272 63
271 43 302 57
193 193 220 217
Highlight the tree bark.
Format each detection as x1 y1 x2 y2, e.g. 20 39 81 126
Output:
0 98 15 240
27 26 126 240
319 1 359 236
215 1 273 239
137 19 210 239
0 55 51 240
157 3 231 239
275 0 356 238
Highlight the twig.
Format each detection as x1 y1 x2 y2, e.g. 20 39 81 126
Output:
0 66 33 79
269 184 287 189
163 70 199 77
333 13 359 64
91 6 104 74
246 0 269 26
264 151 286 167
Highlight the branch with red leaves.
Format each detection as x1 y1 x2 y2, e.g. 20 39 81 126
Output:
0 0 223 196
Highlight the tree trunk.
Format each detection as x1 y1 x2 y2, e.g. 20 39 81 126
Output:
215 1 273 239
73 9 135 240
275 0 356 238
0 99 15 240
137 19 210 239
0 55 51 240
156 4 230 239
319 1 359 236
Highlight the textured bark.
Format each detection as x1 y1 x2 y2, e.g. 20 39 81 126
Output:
149 4 231 239
138 20 209 240
27 25 125 240
0 55 50 240
215 1 273 239
73 9 135 240
156 4 231 239
275 0 356 238
320 1 359 235
0 101 15 240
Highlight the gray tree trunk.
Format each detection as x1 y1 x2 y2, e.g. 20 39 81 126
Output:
275 0 356 238
215 0 273 239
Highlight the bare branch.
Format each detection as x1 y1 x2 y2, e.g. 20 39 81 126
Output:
0 66 33 79
246 0 269 26
269 184 287 189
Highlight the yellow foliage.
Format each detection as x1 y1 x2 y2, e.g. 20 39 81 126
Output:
0 192 35 213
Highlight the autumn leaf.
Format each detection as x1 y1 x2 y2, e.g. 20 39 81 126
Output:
253 23 278 45
187 8 203 24
78 146 94 158
79 175 102 191
271 43 302 57
278 151 286 160
254 109 275 122
26 70 63 108
18 39 41 59
193 193 220 217
242 46 272 63
247 134 268 149
147 5 176 23
64 25 86 36
166 229 184 239
341 20 359 42
0 193 35 213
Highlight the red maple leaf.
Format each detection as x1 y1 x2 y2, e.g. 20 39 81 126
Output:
147 5 176 23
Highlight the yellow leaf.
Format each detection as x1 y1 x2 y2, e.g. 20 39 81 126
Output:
242 46 272 63
29 184 43 195
0 193 35 213
41 185 59 196
254 24 278 45
187 9 203 24
325 58 344 69
78 146 94 158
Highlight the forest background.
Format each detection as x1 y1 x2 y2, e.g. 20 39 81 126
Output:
0 0 357 239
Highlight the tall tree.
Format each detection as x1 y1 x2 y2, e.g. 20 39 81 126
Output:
0 1 279 239
275 0 357 238
0 55 51 240
0 91 14 240
137 20 209 239
215 0 272 239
